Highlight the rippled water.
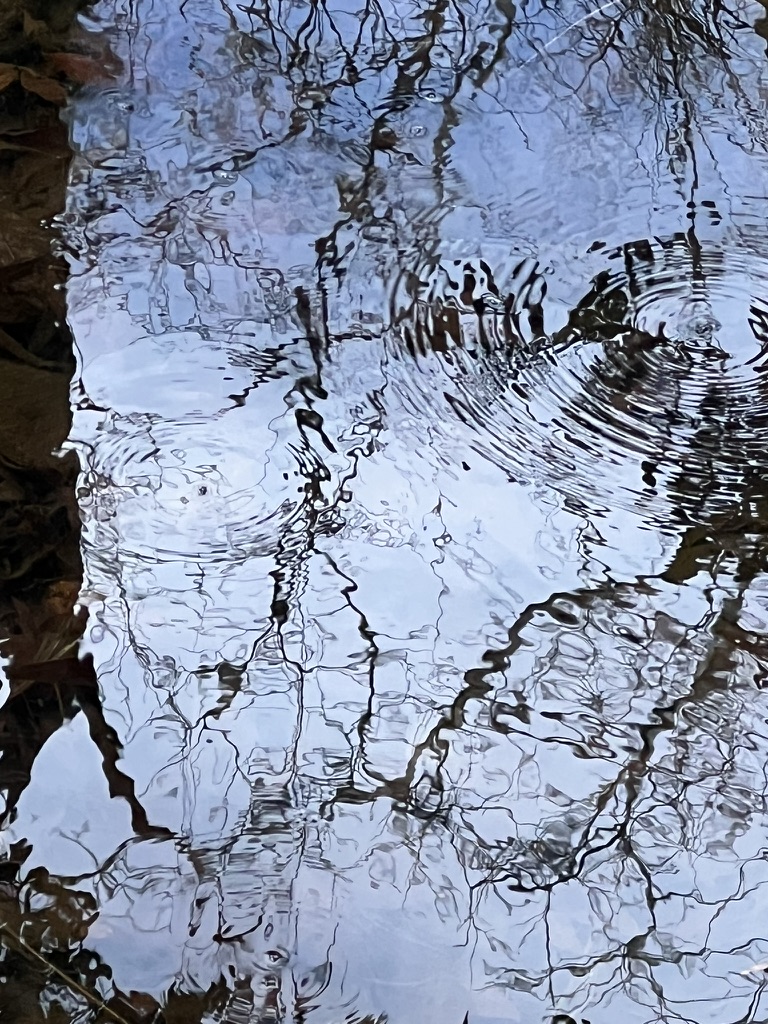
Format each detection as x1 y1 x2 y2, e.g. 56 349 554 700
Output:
6 0 768 1021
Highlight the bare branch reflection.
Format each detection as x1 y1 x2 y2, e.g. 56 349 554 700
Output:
3 0 768 1022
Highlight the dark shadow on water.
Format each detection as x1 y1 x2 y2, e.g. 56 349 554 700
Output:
0 2 161 1020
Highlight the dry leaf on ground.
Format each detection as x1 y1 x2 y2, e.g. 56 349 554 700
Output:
0 64 19 91
18 68 67 105
44 51 113 84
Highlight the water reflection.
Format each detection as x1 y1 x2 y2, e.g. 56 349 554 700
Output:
409 227 768 528
4 0 768 1021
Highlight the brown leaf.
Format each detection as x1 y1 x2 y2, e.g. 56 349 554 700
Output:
0 64 18 92
18 69 67 106
22 12 50 42
44 51 112 85
44 580 81 618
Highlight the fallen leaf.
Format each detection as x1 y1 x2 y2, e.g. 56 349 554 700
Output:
44 51 112 85
22 12 50 42
0 64 18 91
18 68 67 106
44 580 81 618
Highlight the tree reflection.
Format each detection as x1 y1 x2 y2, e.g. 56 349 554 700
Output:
3 0 768 1022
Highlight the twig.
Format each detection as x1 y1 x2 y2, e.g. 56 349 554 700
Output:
522 0 626 66
0 922 133 1024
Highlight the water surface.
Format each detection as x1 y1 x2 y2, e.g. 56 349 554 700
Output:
5 1 768 1022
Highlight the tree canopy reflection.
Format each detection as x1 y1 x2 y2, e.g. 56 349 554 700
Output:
3 1 768 1022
